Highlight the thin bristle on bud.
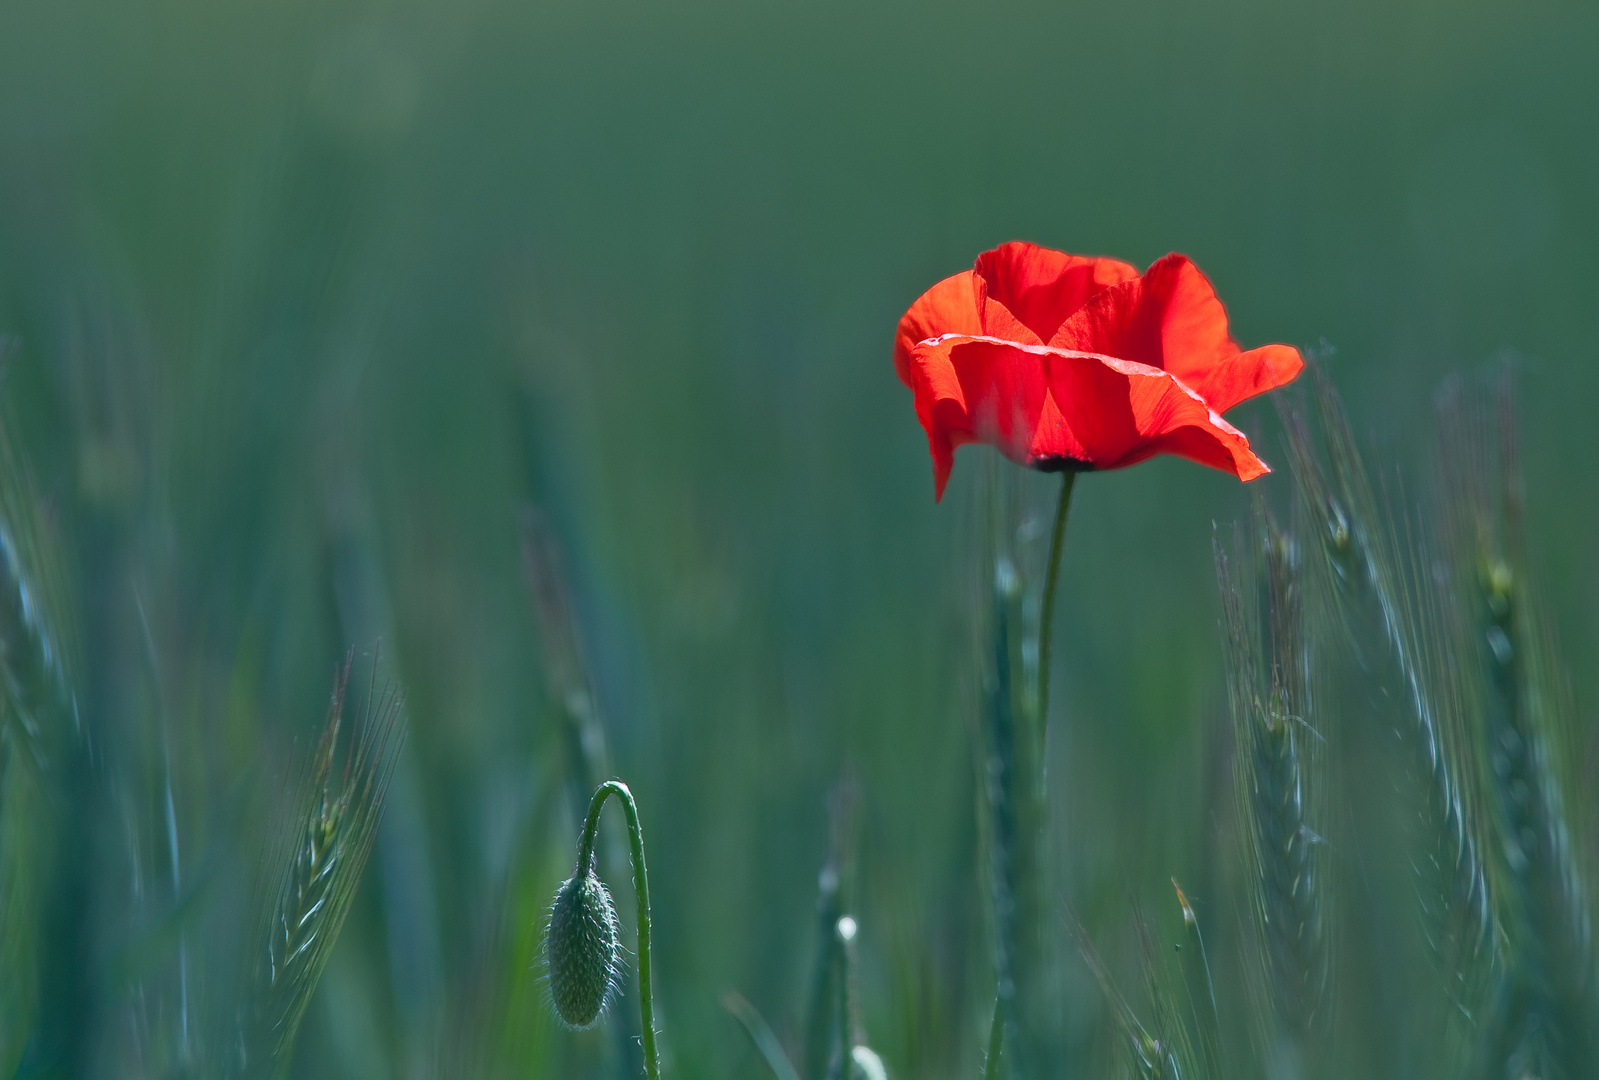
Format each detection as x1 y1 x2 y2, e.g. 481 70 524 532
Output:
544 870 622 1029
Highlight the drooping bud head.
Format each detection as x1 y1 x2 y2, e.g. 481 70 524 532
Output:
545 871 622 1028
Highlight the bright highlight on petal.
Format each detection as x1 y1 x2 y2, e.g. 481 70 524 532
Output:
894 242 1303 499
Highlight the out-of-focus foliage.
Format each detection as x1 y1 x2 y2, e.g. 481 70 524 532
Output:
0 0 1597 1076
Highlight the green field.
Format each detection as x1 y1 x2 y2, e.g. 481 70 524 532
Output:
1 0 1597 1076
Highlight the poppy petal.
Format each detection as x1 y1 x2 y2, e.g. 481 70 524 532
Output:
1049 252 1301 412
1183 344 1304 415
905 335 1271 497
1028 342 1270 478
1073 354 1272 479
893 270 982 388
1048 253 1226 372
974 242 1139 347
903 333 1049 500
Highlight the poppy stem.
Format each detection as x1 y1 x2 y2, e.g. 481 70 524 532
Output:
1036 471 1077 744
577 780 661 1080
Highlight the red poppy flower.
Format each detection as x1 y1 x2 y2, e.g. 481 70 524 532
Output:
894 242 1303 500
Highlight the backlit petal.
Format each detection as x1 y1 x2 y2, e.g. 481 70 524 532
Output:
1048 254 1227 374
894 244 1300 496
1048 253 1299 411
974 242 1138 346
904 335 1270 496
904 333 1049 500
1184 344 1304 415
894 270 982 388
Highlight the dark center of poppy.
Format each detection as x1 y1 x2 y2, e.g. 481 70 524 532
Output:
1032 454 1096 474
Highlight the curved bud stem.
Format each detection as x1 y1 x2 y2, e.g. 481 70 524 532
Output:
576 780 661 1080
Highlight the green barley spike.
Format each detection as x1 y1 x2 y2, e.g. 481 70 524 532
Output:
1218 521 1329 1049
1435 377 1594 1078
1278 375 1496 1012
234 655 404 1080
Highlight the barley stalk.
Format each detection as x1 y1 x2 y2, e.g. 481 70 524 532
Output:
836 917 861 1074
233 653 404 1079
1136 908 1207 1080
1065 909 1186 1080
805 859 844 1080
0 407 77 1076
981 554 1027 1080
520 508 612 825
1170 879 1223 1079
1278 374 1496 1019
803 778 858 1080
975 464 1065 1080
1435 377 1594 1077
0 729 44 1076
1216 522 1329 1051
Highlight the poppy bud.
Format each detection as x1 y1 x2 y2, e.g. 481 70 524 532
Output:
546 870 622 1028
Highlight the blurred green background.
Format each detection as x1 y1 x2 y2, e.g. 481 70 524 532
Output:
0 0 1596 1076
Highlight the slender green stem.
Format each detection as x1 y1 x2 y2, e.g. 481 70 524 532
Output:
577 781 660 1080
1036 472 1076 744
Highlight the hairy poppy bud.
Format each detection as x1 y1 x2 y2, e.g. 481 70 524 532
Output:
546 871 622 1028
